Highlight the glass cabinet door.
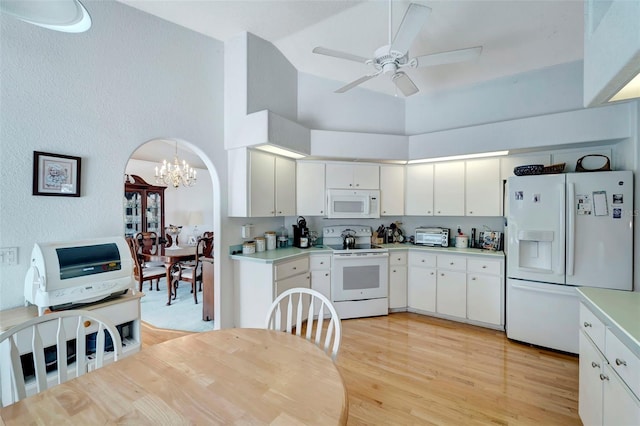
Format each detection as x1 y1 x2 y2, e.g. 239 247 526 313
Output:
146 191 162 234
124 191 142 237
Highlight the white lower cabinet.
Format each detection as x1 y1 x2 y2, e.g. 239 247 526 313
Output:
389 252 407 310
234 256 310 328
310 254 331 300
436 270 466 318
579 301 640 426
406 249 504 330
407 252 437 313
466 258 503 326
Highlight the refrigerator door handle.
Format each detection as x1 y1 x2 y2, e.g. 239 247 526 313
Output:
566 182 575 276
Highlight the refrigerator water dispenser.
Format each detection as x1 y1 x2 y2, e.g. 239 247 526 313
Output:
517 230 554 272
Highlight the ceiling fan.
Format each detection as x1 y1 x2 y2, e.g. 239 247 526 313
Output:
312 1 482 97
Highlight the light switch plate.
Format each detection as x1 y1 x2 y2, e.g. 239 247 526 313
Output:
0 247 18 265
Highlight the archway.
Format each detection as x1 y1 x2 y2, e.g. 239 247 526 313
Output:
124 138 222 331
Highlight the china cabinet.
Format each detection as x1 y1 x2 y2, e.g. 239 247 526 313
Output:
124 174 166 238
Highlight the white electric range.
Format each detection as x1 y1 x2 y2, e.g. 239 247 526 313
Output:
322 225 389 319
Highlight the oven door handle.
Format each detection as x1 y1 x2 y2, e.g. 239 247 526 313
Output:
333 252 389 259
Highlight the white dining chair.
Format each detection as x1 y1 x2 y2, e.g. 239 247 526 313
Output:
0 309 122 407
265 288 342 361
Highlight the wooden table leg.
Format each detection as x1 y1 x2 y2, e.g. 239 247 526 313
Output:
165 262 173 305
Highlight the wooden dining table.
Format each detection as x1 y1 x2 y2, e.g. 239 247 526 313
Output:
0 328 349 425
140 245 197 305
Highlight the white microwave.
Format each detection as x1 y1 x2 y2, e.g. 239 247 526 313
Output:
327 189 380 219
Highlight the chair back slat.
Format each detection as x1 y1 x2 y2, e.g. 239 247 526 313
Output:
56 318 68 384
0 310 122 407
265 288 342 361
32 325 46 393
295 294 304 336
285 295 294 333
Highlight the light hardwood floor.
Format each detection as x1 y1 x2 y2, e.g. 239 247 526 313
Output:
142 313 580 425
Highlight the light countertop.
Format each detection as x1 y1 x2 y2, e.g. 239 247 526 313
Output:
229 243 503 263
577 287 640 357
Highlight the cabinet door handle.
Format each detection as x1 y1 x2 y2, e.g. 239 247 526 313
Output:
482 265 487 269
430 272 434 275
421 259 425 263
583 322 592 328
320 261 324 265
393 269 397 273
599 373 609 381
450 262 454 265
320 210 324 214
440 273 445 276
615 358 627 366
469 211 473 214
324 273 329 277
591 361 600 368
427 210 431 214
292 267 297 270
471 277 476 281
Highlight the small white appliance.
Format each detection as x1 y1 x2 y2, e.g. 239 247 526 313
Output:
506 171 633 353
323 225 389 319
414 227 449 247
326 189 380 219
24 236 134 314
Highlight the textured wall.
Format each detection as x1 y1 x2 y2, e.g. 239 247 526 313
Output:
0 2 232 324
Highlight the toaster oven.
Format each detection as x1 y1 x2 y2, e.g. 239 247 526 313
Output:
415 228 449 247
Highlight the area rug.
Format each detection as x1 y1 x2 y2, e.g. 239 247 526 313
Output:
139 278 215 333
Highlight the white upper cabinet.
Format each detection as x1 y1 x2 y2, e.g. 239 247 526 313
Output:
297 162 326 216
228 148 295 217
274 156 296 216
405 164 434 216
325 163 379 189
380 165 404 216
465 158 501 217
434 162 465 216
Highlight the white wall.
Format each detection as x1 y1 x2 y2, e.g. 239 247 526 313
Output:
405 61 585 134
0 2 236 327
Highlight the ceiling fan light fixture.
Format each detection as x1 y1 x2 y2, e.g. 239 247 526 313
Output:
392 72 419 97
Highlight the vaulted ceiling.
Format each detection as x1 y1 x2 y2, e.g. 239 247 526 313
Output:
119 0 584 97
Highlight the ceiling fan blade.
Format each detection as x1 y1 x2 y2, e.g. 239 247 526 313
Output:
392 72 419 97
312 46 370 64
414 46 483 68
335 74 379 93
390 3 431 55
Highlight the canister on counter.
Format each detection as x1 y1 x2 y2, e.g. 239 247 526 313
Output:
242 241 256 254
255 236 266 252
265 231 276 250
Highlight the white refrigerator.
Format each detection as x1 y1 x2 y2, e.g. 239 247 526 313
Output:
506 171 633 353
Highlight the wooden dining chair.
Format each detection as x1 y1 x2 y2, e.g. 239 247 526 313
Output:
171 234 213 303
0 309 122 407
126 237 165 292
265 288 342 361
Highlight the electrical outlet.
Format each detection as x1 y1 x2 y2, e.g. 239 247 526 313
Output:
0 247 18 265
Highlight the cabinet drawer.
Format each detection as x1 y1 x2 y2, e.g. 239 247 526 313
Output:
580 303 606 351
467 258 501 275
409 251 436 268
437 255 466 271
605 329 640 399
310 255 331 270
389 252 407 266
274 257 309 281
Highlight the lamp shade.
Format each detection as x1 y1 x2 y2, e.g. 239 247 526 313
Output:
187 211 204 226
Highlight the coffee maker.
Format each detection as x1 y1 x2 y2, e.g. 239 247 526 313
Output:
292 216 309 248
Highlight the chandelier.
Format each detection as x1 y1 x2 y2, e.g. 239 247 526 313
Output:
155 142 197 188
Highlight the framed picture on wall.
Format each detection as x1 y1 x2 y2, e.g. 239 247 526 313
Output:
32 151 81 197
